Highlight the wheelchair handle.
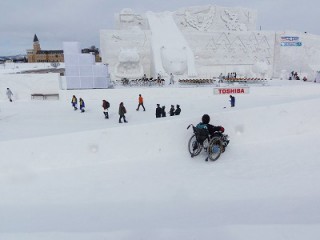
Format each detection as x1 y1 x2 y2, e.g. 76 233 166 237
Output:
187 124 194 130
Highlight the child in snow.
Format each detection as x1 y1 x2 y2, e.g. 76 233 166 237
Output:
102 100 109 119
79 98 85 112
71 95 78 110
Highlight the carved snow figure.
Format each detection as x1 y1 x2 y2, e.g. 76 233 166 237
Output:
118 8 147 29
221 9 247 31
183 6 216 31
146 11 197 78
114 48 144 79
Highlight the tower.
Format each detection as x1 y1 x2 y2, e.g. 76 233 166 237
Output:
33 34 41 52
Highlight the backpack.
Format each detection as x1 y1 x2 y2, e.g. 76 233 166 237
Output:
106 101 110 108
194 123 209 144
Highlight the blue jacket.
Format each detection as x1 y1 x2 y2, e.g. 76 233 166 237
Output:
80 99 85 108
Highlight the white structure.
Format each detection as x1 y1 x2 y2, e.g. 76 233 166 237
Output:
63 42 111 89
0 73 60 101
100 5 320 80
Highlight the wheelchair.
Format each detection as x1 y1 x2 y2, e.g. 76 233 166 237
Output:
187 124 229 161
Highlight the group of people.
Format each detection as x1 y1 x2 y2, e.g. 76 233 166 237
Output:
289 71 300 80
71 95 85 112
70 93 181 123
155 73 175 85
102 99 128 123
226 72 237 79
156 104 181 118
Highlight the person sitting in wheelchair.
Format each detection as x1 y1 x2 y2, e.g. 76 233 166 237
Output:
196 114 224 136
194 114 229 151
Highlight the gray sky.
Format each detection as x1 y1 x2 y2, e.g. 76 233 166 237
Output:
0 0 318 56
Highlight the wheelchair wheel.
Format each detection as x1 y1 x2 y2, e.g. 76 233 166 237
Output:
188 134 202 157
208 137 222 161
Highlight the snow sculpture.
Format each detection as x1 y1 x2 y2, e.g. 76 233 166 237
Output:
100 5 320 79
280 70 288 80
114 48 144 79
252 61 269 78
315 71 320 83
183 6 216 31
116 8 148 30
175 5 255 32
160 47 187 75
221 9 247 31
146 11 197 77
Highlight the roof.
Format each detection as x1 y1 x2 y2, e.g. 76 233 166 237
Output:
37 50 64 54
33 34 39 42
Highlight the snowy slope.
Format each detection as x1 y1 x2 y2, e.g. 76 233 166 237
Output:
1 80 320 239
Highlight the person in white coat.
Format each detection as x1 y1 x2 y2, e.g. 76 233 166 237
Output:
169 73 175 84
6 88 13 102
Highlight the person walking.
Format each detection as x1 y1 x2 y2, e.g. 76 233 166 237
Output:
218 73 224 83
79 98 85 112
169 105 175 116
157 73 162 86
156 104 162 118
174 104 181 115
169 73 175 84
6 88 13 102
102 100 110 119
71 95 78 110
229 95 235 107
161 106 166 117
136 94 146 111
118 102 127 123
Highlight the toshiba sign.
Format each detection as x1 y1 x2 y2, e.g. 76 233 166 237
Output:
214 87 250 95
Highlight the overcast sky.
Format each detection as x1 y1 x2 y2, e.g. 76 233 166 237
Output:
0 0 318 56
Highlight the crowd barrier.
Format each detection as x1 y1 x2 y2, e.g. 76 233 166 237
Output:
116 78 165 87
114 77 268 87
178 79 214 85
225 78 267 84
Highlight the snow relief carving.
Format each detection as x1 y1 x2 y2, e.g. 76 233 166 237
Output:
114 48 144 79
221 9 247 31
183 6 216 31
117 8 147 29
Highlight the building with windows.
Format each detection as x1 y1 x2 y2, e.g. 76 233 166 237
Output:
27 34 64 63
81 46 101 62
27 34 101 63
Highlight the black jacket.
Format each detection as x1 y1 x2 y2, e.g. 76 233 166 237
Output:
175 107 181 115
156 107 162 118
169 107 175 116
197 122 223 136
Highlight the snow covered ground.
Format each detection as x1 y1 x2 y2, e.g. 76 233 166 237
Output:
1 79 320 240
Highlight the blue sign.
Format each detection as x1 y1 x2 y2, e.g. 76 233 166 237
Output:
280 36 302 46
280 42 302 47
